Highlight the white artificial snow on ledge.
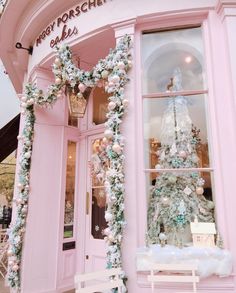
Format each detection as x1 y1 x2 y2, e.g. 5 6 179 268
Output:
136 244 233 278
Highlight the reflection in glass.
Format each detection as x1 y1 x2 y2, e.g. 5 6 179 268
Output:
143 94 209 169
92 188 107 239
64 141 76 238
142 27 206 94
91 139 108 239
92 86 109 125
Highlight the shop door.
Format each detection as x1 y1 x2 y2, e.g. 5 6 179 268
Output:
85 134 107 272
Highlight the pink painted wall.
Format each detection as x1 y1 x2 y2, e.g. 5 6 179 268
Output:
1 0 236 292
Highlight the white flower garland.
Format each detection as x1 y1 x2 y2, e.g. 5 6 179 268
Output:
0 0 7 17
7 35 132 290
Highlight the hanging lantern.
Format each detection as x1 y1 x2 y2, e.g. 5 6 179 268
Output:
66 84 92 118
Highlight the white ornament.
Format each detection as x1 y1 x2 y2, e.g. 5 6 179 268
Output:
179 150 187 158
7 249 14 257
104 129 113 139
54 57 61 66
21 96 27 102
24 152 31 159
178 200 186 214
112 143 122 154
170 143 177 155
108 101 116 111
21 206 28 214
18 183 23 190
104 227 110 236
117 61 125 69
102 137 108 145
155 164 162 169
159 233 167 241
77 92 83 98
168 175 177 184
105 212 113 221
12 264 19 272
161 197 170 206
108 234 115 242
192 154 199 163
55 77 62 85
108 81 114 87
111 75 120 83
196 187 204 195
78 83 86 93
184 186 192 195
16 198 24 205
21 102 27 109
160 151 165 160
101 70 109 79
123 99 129 108
25 140 31 147
128 60 132 68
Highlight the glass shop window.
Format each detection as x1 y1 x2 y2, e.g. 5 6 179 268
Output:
91 138 108 239
142 27 215 246
64 141 76 239
92 86 109 125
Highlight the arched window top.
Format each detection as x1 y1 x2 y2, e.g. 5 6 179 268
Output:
142 27 206 94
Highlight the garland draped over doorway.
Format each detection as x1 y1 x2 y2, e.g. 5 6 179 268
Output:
7 35 132 290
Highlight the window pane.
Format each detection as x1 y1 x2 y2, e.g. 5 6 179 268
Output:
142 27 206 94
64 141 76 239
146 171 214 246
143 94 210 169
92 86 109 125
91 138 108 239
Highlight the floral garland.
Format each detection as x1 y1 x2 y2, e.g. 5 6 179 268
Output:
7 35 132 290
0 0 7 17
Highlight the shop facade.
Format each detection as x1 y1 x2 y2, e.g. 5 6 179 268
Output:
1 0 236 292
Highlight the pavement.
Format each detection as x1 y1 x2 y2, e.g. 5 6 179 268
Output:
0 276 77 293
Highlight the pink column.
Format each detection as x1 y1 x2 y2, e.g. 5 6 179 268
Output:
205 1 236 285
112 20 141 293
20 68 68 293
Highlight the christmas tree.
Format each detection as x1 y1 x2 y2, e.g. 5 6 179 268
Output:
147 68 215 245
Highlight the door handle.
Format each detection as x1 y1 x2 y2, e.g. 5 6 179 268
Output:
86 191 89 215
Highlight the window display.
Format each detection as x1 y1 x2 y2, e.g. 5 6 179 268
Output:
142 27 215 246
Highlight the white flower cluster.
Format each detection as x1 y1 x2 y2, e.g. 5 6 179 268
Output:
8 35 132 290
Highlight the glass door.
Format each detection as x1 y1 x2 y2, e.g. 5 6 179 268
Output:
84 134 108 272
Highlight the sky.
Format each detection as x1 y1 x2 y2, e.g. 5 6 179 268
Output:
0 59 20 128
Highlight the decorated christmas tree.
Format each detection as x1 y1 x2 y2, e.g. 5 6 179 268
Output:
147 68 215 246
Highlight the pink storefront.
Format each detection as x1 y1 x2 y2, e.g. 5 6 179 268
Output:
1 0 236 292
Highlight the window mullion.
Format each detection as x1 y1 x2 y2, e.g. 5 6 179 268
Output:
144 168 213 173
142 89 208 99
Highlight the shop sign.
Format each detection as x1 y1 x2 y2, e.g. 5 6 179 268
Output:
36 0 110 48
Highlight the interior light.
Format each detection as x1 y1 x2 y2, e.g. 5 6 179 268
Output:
185 56 192 63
